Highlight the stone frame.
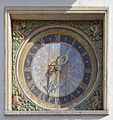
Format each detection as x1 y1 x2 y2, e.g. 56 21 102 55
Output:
4 6 108 115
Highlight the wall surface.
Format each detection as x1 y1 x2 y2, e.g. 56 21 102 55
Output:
0 0 113 120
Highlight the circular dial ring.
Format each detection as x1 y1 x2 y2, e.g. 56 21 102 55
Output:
16 25 99 109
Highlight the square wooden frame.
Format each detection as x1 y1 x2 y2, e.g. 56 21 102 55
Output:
4 6 108 115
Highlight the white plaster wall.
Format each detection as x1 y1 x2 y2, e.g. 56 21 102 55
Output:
0 0 113 120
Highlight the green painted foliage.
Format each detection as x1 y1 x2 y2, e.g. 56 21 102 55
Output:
12 20 103 111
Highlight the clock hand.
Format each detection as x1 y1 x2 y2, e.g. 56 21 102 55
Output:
47 69 50 94
54 48 72 75
44 69 50 94
45 64 54 94
45 63 57 94
59 48 72 65
55 70 58 85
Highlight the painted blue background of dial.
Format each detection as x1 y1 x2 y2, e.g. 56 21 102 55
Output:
31 43 84 97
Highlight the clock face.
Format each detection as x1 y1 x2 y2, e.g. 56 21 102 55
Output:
16 25 98 109
30 42 84 97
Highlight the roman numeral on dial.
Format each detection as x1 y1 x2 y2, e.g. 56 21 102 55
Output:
55 34 60 42
24 67 31 72
39 38 45 46
79 82 87 90
85 68 92 73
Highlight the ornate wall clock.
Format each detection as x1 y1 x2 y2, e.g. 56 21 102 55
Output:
16 24 99 109
5 7 108 115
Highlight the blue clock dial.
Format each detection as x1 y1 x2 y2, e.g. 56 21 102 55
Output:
23 33 93 106
31 43 84 97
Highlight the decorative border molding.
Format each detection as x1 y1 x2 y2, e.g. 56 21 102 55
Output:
4 6 109 115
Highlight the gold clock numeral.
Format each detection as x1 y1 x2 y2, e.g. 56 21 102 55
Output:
81 52 87 57
55 97 59 104
85 68 92 73
38 92 45 100
47 97 51 102
29 83 36 91
55 34 60 42
28 80 38 93
70 94 76 100
27 60 30 63
26 76 30 79
27 80 34 87
28 52 35 56
33 88 38 94
24 67 31 72
49 37 52 41
79 82 87 90
78 46 81 49
65 37 67 41
63 98 67 102
42 94 46 101
77 90 80 94
39 38 45 46
34 46 37 49
85 60 89 63
72 39 76 46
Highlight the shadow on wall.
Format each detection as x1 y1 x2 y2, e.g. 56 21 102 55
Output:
0 0 78 6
